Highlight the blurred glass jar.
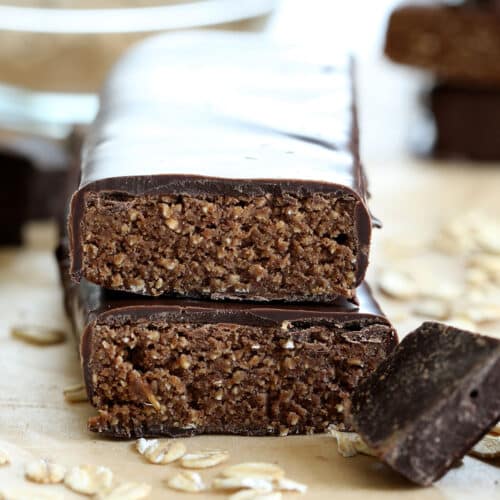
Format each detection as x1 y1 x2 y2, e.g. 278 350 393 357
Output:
0 0 276 93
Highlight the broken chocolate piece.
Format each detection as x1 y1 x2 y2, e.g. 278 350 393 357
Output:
57 245 396 439
349 321 500 486
385 3 500 86
69 31 373 303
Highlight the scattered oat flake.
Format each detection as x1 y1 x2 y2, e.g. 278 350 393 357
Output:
383 237 428 258
469 433 500 459
96 482 152 500
419 281 462 301
64 464 113 495
136 438 186 464
412 299 450 320
11 325 65 346
63 384 88 403
378 270 418 300
135 437 152 455
445 317 477 332
25 458 66 484
476 227 500 255
331 429 376 458
221 463 285 481
229 491 282 500
0 488 63 500
180 449 229 469
167 471 206 493
0 449 10 466
387 310 410 323
213 477 273 492
469 253 500 270
465 268 489 288
433 234 462 255
462 303 500 324
275 477 308 493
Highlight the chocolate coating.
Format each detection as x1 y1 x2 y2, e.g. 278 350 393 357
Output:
349 322 500 486
69 31 373 300
75 276 388 329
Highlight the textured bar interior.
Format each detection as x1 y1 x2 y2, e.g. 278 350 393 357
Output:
81 191 358 301
85 314 394 438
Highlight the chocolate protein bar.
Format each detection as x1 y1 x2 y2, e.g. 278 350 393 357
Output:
0 134 72 244
69 31 374 303
348 322 500 486
58 246 396 439
428 83 500 161
385 2 500 86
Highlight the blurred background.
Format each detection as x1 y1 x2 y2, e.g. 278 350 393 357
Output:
0 0 404 142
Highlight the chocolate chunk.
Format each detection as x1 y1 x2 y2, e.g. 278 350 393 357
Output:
69 31 374 303
349 322 500 486
57 244 396 439
385 3 500 86
427 83 500 161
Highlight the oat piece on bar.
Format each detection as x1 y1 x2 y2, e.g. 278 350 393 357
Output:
58 245 396 439
69 31 374 303
349 321 500 486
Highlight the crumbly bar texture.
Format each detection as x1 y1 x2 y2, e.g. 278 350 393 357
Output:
385 4 500 86
348 322 500 486
80 191 359 301
85 318 394 438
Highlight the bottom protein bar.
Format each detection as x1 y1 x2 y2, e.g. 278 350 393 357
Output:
58 246 396 439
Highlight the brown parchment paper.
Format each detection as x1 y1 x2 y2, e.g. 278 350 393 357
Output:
1 153 500 498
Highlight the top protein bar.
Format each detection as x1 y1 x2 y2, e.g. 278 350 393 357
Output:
69 31 374 302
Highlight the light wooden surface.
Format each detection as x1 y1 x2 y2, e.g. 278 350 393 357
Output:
1 1 499 498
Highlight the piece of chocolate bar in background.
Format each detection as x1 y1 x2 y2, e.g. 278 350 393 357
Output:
348 322 500 486
0 130 83 245
385 2 500 87
57 244 397 439
426 83 500 161
469 0 500 13
69 31 374 303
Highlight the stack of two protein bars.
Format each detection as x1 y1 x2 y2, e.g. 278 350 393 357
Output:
61 32 397 439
